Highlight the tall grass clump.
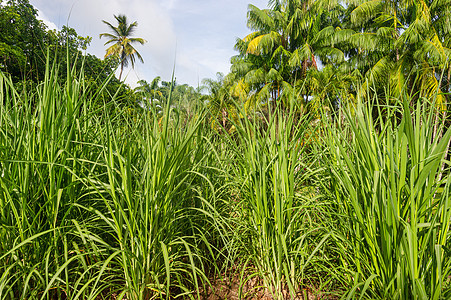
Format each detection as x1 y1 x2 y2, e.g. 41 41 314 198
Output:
85 90 220 299
0 60 221 299
220 103 339 299
0 61 106 299
322 95 451 299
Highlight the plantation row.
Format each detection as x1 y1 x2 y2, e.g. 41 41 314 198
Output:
0 64 450 300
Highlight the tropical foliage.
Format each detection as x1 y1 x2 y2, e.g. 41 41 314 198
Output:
225 0 451 117
0 0 450 299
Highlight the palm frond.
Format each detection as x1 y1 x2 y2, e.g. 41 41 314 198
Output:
247 32 282 55
247 4 275 32
101 20 119 35
315 47 345 63
104 43 122 59
351 0 383 26
349 32 378 50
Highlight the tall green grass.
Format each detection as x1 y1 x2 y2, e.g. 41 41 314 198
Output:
1 58 449 300
212 103 341 299
0 60 99 299
84 94 219 299
0 62 221 299
322 95 451 299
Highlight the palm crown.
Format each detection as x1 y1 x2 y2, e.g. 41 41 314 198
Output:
100 14 147 81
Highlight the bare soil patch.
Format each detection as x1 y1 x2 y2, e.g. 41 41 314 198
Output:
201 274 337 299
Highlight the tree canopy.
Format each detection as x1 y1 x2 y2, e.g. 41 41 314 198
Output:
217 0 451 118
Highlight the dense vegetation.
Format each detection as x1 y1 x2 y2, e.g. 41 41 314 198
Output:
0 0 450 299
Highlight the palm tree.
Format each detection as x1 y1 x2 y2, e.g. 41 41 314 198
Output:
100 14 146 81
135 77 163 112
306 64 360 117
135 77 162 99
342 0 451 101
232 1 345 111
202 72 240 132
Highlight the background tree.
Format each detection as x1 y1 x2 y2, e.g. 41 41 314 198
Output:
135 77 163 113
0 0 47 81
230 1 345 112
0 0 134 108
340 0 451 103
100 14 146 81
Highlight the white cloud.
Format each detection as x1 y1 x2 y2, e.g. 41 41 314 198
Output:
36 9 58 31
161 0 178 10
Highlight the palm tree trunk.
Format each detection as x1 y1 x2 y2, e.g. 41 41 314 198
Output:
272 89 277 113
119 60 124 81
222 108 227 129
311 54 318 69
302 60 308 78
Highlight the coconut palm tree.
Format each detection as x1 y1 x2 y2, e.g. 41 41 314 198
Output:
100 14 146 81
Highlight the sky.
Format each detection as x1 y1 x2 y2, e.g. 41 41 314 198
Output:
29 0 269 87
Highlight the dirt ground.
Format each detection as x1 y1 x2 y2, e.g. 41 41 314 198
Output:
200 275 335 300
